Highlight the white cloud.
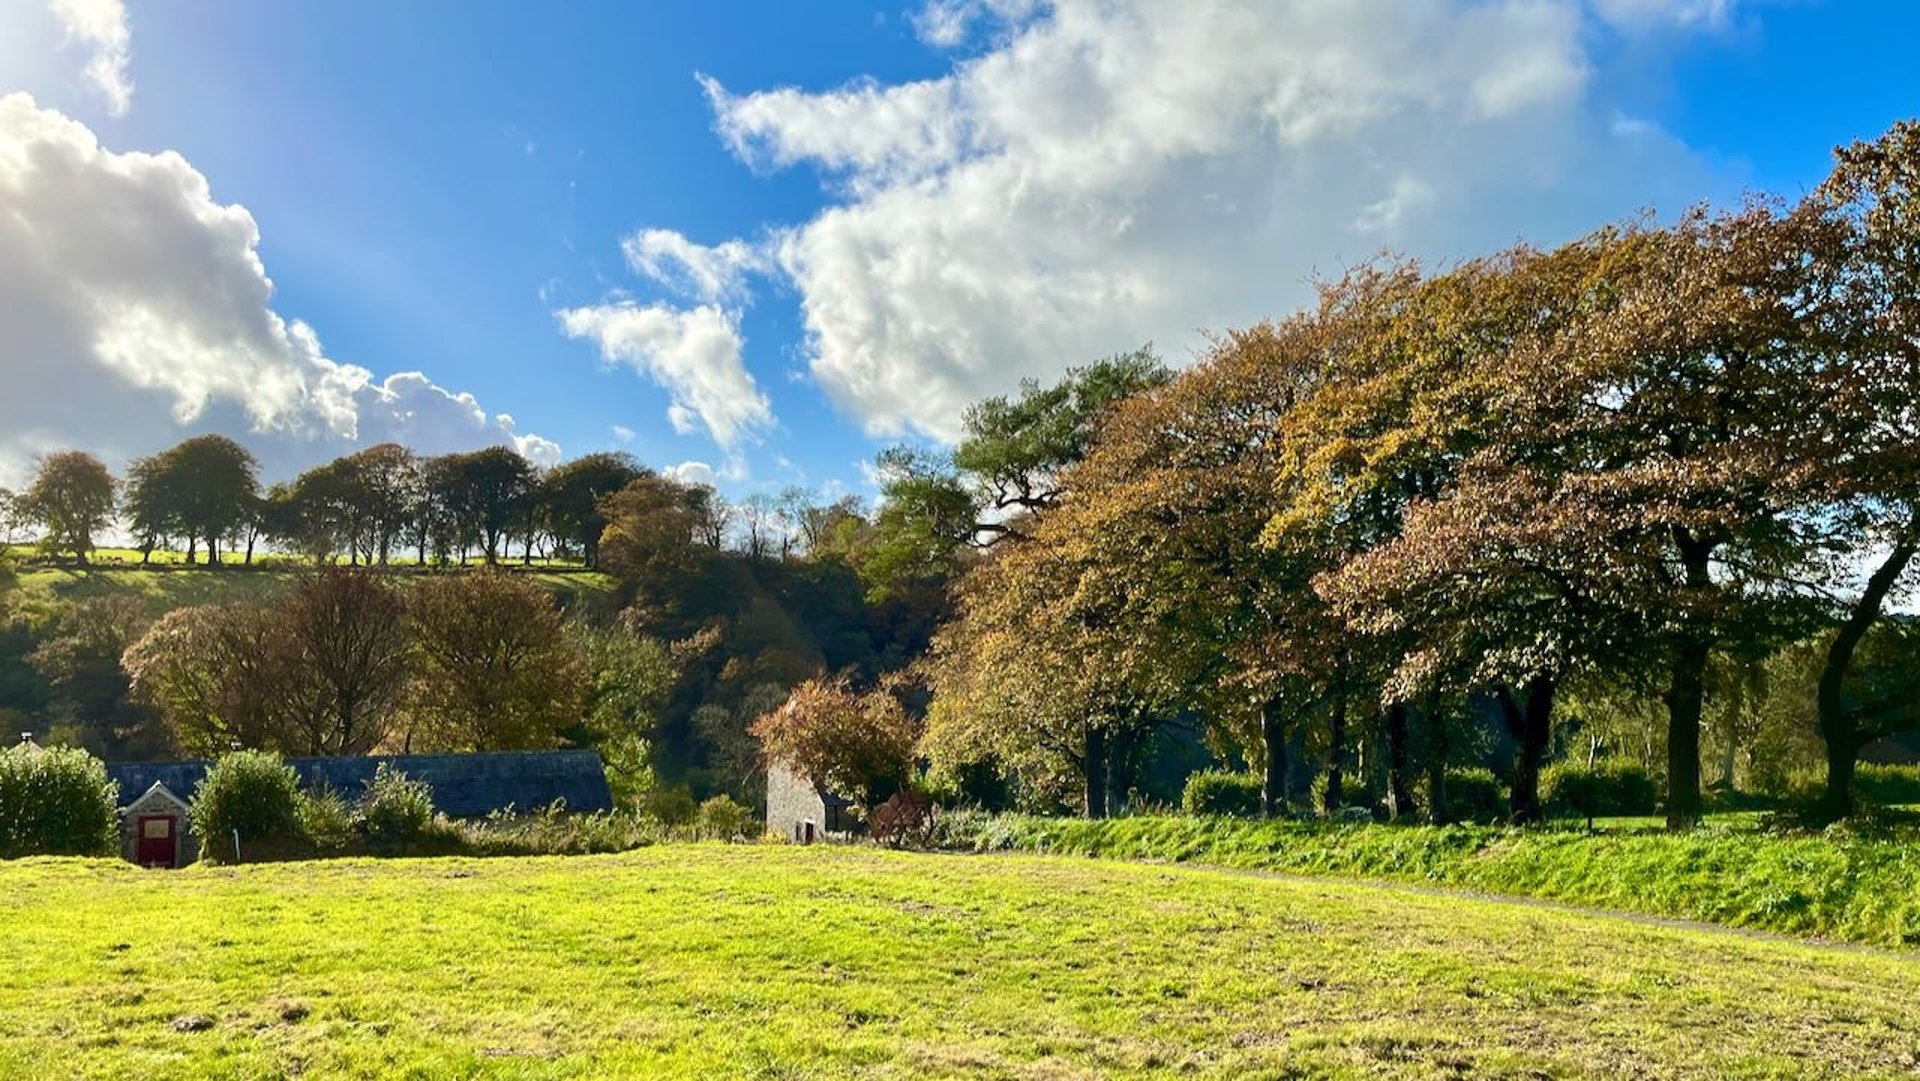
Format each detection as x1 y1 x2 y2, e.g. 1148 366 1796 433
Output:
663 460 718 487
911 0 1044 47
556 301 772 448
691 0 1728 442
610 424 636 444
1592 0 1733 32
48 0 132 116
621 228 767 305
0 93 557 484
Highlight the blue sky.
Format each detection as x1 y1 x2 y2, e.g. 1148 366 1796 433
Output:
1 1 1916 500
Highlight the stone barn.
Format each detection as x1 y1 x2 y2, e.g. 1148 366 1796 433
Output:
765 760 856 843
105 749 615 867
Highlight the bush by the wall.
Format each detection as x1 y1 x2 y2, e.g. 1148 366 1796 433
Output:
1181 770 1265 818
0 746 118 858
189 751 303 862
357 764 439 848
1427 767 1506 824
1542 759 1660 820
694 794 753 840
297 786 355 852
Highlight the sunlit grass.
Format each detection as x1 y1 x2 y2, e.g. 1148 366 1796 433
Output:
2 846 1917 1079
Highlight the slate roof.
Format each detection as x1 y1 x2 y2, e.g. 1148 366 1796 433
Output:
105 749 614 819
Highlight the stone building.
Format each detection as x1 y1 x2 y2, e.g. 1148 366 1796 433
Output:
765 760 855 843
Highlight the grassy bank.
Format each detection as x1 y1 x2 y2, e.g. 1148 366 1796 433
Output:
4 846 1920 1078
935 813 1920 948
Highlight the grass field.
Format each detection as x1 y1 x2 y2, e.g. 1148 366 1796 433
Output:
3 847 1919 1079
1 557 618 620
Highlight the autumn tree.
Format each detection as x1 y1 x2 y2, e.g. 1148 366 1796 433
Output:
863 350 1168 598
122 604 315 755
22 451 116 563
403 570 587 751
544 452 643 568
751 675 920 809
279 569 412 754
1794 120 1920 818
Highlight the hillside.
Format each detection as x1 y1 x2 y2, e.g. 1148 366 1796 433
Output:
3 846 1917 1079
1 556 619 621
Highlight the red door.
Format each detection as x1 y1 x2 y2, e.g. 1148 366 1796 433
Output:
136 815 176 868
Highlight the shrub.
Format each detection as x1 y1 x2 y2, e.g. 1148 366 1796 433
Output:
0 746 118 858
1181 770 1264 818
458 806 664 856
296 786 356 852
189 751 303 862
357 764 439 848
643 785 698 828
1425 767 1506 824
695 794 753 840
1542 759 1660 820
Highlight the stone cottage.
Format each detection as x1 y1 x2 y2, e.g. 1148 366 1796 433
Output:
105 748 615 867
765 760 856 843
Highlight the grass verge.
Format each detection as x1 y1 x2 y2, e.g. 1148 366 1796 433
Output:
934 812 1920 947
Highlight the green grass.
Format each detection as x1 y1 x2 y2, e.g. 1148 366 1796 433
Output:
936 813 1920 948
3 846 1918 1079
1 559 617 620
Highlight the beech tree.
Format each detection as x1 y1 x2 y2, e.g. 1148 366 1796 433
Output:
403 570 586 751
543 452 643 568
22 451 116 563
1796 121 1920 818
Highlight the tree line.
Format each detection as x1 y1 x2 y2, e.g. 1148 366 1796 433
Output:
0 441 664 569
826 121 1920 829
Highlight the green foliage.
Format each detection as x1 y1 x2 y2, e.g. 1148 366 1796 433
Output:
1180 770 1264 818
188 751 303 861
643 785 698 828
694 794 753 840
357 764 438 848
0 746 117 858
1310 772 1379 817
1542 759 1661 819
295 786 355 852
933 813 1920 947
1428 767 1506 824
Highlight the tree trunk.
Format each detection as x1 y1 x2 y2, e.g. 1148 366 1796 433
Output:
1499 675 1554 825
1423 696 1449 824
185 535 197 564
1816 535 1917 820
1384 702 1413 820
206 534 218 567
1664 531 1714 830
1321 696 1346 815
1084 724 1109 820
1260 697 1288 819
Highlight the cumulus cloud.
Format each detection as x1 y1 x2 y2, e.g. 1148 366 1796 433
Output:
662 460 718 487
0 93 554 485
610 424 636 444
556 301 772 448
621 228 768 305
688 0 1729 442
48 0 132 116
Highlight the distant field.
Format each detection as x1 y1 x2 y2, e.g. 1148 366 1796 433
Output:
3 847 1918 1079
1 555 618 618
